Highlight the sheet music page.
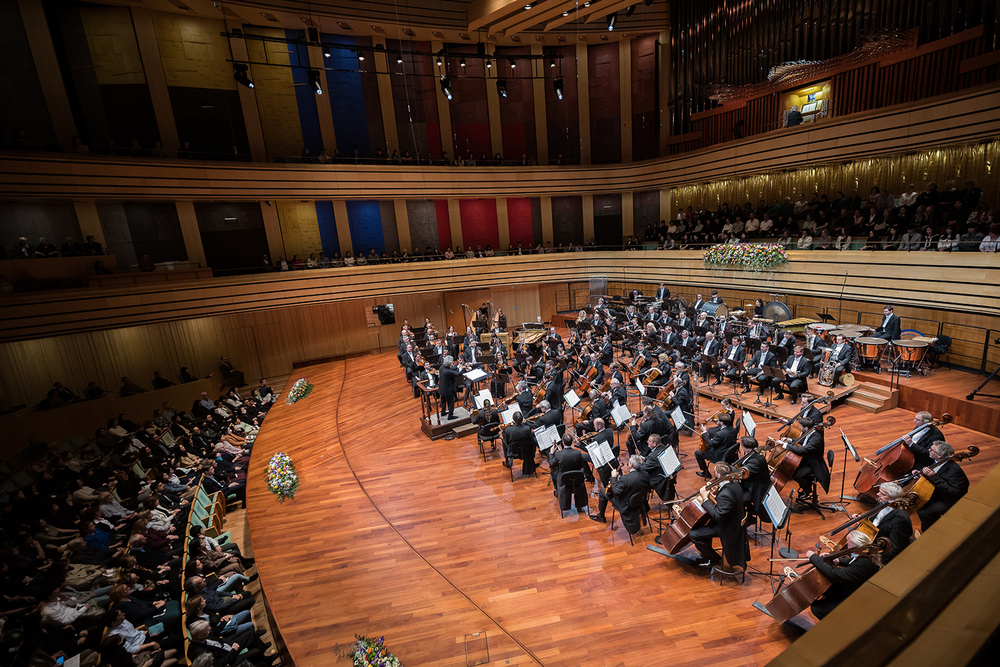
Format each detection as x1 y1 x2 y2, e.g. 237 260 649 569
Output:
841 428 859 462
635 378 646 396
473 388 494 409
545 424 561 448
587 440 615 468
500 406 518 425
671 405 686 428
658 446 682 476
533 426 556 451
611 403 632 427
564 389 581 408
742 410 757 437
763 485 790 528
464 368 488 382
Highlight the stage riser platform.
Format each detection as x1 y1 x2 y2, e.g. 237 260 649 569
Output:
695 380 858 421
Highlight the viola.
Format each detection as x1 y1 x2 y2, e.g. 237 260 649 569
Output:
853 413 953 501
767 416 836 493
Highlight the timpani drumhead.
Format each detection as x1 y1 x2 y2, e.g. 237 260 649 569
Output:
892 339 928 348
810 323 838 331
856 337 888 345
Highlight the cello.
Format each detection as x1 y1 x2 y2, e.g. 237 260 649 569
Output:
764 538 891 624
892 445 979 510
854 413 953 501
656 467 749 555
767 416 836 493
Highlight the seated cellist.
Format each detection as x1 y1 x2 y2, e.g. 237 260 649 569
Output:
804 530 882 619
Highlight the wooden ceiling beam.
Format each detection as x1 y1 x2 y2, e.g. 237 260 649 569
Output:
468 0 526 31
488 0 578 35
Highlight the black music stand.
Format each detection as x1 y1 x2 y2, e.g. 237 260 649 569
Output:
723 359 745 396
698 353 718 384
836 428 862 506
761 366 786 408
746 484 791 592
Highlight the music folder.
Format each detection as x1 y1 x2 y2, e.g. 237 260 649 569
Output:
840 428 860 462
564 389 581 408
657 446 682 477
473 389 494 409
500 406 518 425
635 378 646 396
533 424 560 452
586 440 616 468
464 368 488 382
610 403 632 427
671 405 686 429
742 410 757 437
763 484 790 529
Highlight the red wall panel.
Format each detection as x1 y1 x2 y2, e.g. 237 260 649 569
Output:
506 197 534 248
458 199 499 251
435 199 452 250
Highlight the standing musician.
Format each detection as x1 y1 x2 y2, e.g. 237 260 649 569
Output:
914 440 970 531
873 305 902 342
445 326 460 357
714 334 747 386
854 482 912 564
491 354 511 399
742 341 778 396
587 417 619 489
437 356 463 420
804 531 882 619
696 331 722 382
655 283 670 301
738 436 770 523
695 412 739 478
641 433 676 504
775 346 813 403
589 454 650 535
688 462 747 571
550 433 592 516
781 416 831 500
501 412 537 475
901 411 945 470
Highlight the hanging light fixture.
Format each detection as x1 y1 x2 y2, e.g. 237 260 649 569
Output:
440 76 452 100
553 76 564 100
307 68 323 95
496 79 508 98
232 63 253 88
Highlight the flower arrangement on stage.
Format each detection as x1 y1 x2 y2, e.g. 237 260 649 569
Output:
351 635 402 667
266 452 299 502
284 378 314 405
702 243 789 271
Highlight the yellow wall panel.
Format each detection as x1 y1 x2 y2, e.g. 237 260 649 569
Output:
152 13 235 90
276 201 323 260
79 7 145 86
245 30 303 158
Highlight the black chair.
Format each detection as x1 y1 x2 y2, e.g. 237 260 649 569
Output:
610 492 650 546
477 422 501 463
556 470 588 518
721 442 741 465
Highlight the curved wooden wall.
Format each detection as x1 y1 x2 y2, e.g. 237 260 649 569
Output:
2 86 999 201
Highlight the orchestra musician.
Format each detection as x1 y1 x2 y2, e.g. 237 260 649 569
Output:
628 404 660 456
804 325 828 355
695 412 739 478
855 482 912 564
661 325 680 347
914 440 970 531
776 330 797 356
589 454 651 535
600 336 615 366
752 298 765 318
609 378 628 408
901 411 945 469
501 411 537 475
713 334 747 386
708 291 722 305
514 381 534 418
692 293 706 312
640 433 676 504
826 334 854 385
786 394 823 426
742 341 778 396
412 360 437 398
696 331 722 382
646 353 674 399
775 345 813 403
588 417 619 489
655 283 670 301
551 433 592 516
873 305 902 341
674 330 695 362
576 388 611 435
462 338 482 369
675 311 693 331
738 436 770 523
607 361 626 387
748 319 770 341
543 370 564 414
688 462 747 572
437 356 463 420
804 531 882 619
474 400 500 452
533 400 562 429
781 416 832 503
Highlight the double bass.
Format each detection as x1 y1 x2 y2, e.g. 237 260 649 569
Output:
854 413 953 501
656 467 749 555
766 416 836 493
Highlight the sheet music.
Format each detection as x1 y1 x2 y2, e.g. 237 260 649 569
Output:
840 428 860 462
742 410 757 437
564 389 581 408
611 403 632 427
473 389 494 409
533 425 560 451
658 446 682 476
464 368 488 382
763 485 790 529
635 378 646 396
500 406 518 425
671 405 686 428
586 440 616 468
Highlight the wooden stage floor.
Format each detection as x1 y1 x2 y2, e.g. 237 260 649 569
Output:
246 353 1000 667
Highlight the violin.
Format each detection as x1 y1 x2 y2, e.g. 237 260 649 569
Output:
656 468 749 555
767 416 836 493
854 413 953 501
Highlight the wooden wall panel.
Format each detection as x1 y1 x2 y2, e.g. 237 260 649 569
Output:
589 42 621 164
545 45 580 164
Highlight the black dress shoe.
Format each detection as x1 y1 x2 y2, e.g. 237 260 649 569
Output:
741 387 751 394
654 534 663 545
712 379 722 386
502 460 512 468
696 471 710 478
775 393 784 400
589 514 607 523
255 629 267 636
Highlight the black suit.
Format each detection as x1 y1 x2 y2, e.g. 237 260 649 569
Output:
785 428 831 492
589 426 619 488
642 443 676 502
553 446 591 512
696 338 722 380
438 365 463 417
808 553 879 619
744 349 777 391
906 425 944 470
596 469 650 534
655 286 670 300
874 314 902 341
695 425 738 473
872 506 913 563
515 390 534 418
916 460 969 531
715 343 747 382
502 423 536 475
690 481 746 568
535 408 562 429
740 450 771 520
778 355 813 400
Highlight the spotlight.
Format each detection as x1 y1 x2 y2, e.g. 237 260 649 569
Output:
357 51 365 62
496 79 507 98
396 53 404 64
524 3 532 9
607 13 617 31
549 54 556 68
435 53 443 67
625 4 636 17
307 68 323 95
486 57 492 69
460 57 466 67
440 76 452 100
553 76 564 100
509 58 516 69
232 63 253 88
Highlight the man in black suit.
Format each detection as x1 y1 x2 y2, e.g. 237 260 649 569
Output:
628 404 659 456
552 435 591 515
588 417 619 488
742 341 777 395
514 380 534 417
543 371 564 413
462 339 483 368
688 462 747 570
901 411 945 470
695 412 739 477
915 440 970 531
533 400 562 429
782 416 831 497
692 293 706 312
438 356 463 419
714 335 747 385
502 412 537 475
874 305 902 341
776 330 797 356
609 378 628 408
805 530 881 619
590 454 650 535
576 389 611 435
866 481 913 563
776 345 813 403
826 333 854 385
400 343 419 382
708 290 722 304
696 331 722 381
655 283 670 301
188 619 273 666
641 433 676 503
738 436 770 522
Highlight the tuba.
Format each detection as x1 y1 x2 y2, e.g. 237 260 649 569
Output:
817 348 837 387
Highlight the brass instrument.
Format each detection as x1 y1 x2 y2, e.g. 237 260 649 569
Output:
817 348 837 387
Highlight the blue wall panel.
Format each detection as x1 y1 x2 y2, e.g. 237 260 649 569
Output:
346 201 384 254
314 200 339 256
285 30 323 157
322 34 373 157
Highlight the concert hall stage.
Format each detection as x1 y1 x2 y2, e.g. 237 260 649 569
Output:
246 353 1000 667
694 377 859 422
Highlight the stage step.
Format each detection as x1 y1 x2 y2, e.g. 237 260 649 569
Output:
845 382 898 413
452 424 479 439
